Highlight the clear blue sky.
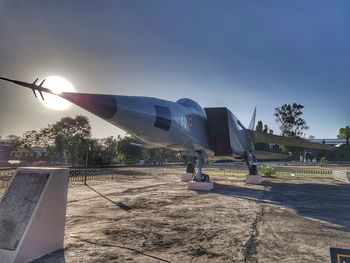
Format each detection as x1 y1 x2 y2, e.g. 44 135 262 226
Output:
0 0 349 139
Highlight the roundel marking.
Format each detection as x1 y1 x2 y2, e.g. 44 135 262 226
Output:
186 115 192 129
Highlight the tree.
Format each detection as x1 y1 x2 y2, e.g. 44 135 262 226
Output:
99 136 118 164
6 115 96 165
256 121 263 132
274 103 309 157
7 135 22 151
255 120 274 151
47 115 92 165
22 130 43 158
263 124 269 133
337 126 350 143
101 137 118 156
116 135 143 164
7 131 43 159
87 138 104 165
255 120 273 134
337 126 350 139
337 126 350 159
274 103 309 138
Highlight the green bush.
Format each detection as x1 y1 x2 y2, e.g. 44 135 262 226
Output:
260 166 276 177
320 157 328 163
320 157 328 167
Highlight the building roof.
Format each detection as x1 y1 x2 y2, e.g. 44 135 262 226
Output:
310 139 347 145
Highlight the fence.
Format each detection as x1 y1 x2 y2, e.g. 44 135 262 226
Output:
160 165 333 179
66 166 182 186
270 166 333 179
0 169 16 195
0 165 335 196
204 165 333 179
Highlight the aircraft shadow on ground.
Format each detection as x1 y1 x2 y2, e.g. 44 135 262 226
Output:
32 249 66 263
87 185 131 212
211 180 350 232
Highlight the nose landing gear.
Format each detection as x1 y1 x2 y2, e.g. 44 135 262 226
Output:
245 152 261 184
193 153 210 182
245 151 258 175
186 152 213 190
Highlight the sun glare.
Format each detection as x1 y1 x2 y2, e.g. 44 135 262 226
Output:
37 76 76 111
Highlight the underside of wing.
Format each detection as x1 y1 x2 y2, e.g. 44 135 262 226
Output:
130 142 186 151
254 150 289 160
129 142 161 149
249 130 335 151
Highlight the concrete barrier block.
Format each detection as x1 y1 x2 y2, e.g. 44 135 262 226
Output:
246 175 262 184
181 173 194 182
187 181 214 191
333 170 350 183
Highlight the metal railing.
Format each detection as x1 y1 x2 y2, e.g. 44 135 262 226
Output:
270 166 332 179
203 165 333 179
0 165 335 196
69 168 120 186
0 170 16 194
69 166 182 186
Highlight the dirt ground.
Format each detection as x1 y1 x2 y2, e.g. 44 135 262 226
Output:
33 172 350 263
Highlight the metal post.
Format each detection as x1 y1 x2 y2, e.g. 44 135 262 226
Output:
84 144 90 185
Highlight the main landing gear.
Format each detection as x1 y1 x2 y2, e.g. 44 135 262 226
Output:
185 153 213 190
190 153 209 182
245 151 261 184
186 160 209 182
181 153 214 191
246 151 258 175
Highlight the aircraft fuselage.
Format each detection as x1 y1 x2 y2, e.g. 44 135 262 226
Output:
61 92 248 159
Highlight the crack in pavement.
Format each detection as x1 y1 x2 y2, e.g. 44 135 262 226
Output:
69 235 172 263
242 188 267 263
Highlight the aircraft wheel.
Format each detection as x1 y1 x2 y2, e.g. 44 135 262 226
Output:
202 174 209 182
186 162 195 173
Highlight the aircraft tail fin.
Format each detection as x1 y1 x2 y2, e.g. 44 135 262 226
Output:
248 106 256 130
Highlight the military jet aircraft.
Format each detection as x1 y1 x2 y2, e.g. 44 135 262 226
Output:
0 77 334 182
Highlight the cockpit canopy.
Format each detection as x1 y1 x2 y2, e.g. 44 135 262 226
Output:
176 98 205 115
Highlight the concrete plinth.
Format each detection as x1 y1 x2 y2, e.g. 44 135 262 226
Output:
0 167 69 263
246 175 261 184
187 181 214 191
181 173 194 182
333 170 350 183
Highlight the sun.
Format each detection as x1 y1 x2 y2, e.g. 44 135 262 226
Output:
36 76 76 111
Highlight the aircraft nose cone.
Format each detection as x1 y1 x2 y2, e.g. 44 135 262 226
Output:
62 92 118 119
